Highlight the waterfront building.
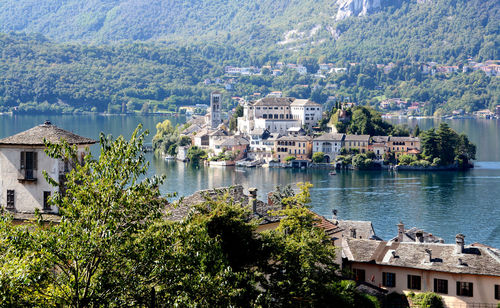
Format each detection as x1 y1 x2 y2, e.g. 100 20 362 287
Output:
273 135 312 162
0 121 95 214
247 129 280 162
343 234 500 307
344 135 370 153
312 133 345 163
369 136 390 161
387 136 420 158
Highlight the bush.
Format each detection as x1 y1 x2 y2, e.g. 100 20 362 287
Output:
285 156 296 162
312 152 325 163
431 157 441 166
398 154 416 165
352 154 375 170
408 292 444 308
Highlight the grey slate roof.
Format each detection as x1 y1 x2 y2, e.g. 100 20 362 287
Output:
344 134 370 142
390 136 420 142
344 238 500 277
253 97 294 106
313 133 345 142
0 122 96 146
168 185 282 225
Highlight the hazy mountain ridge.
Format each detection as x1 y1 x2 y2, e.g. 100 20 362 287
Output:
0 0 498 62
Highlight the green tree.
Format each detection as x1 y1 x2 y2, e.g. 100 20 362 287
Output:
436 123 458 165
0 125 166 306
312 151 325 163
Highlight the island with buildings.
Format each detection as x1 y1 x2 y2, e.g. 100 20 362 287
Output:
154 91 476 171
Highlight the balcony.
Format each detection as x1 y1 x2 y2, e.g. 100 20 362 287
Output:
18 169 37 183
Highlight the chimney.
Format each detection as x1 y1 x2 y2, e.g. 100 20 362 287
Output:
397 221 404 242
455 234 465 254
415 231 424 243
248 188 258 213
425 248 432 263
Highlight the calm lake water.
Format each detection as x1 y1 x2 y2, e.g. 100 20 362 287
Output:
1 114 499 247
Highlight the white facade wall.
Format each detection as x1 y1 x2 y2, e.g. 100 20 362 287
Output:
313 140 343 161
291 104 323 129
254 119 301 135
0 145 88 214
350 262 500 307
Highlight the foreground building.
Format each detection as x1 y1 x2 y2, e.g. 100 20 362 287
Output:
343 234 500 307
0 121 95 214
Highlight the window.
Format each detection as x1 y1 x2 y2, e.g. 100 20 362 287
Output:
20 151 38 180
407 275 421 290
6 190 15 209
382 272 396 288
495 285 500 300
43 191 51 210
456 282 473 297
434 279 448 294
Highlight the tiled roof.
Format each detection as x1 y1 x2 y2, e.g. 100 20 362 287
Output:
344 134 370 142
313 133 345 142
390 136 420 142
344 238 500 277
168 185 282 225
0 122 96 146
253 97 294 106
290 99 321 107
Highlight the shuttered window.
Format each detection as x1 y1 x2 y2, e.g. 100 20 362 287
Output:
6 190 15 209
434 279 448 294
456 281 473 297
20 151 37 180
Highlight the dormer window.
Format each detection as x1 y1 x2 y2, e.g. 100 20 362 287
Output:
20 151 37 181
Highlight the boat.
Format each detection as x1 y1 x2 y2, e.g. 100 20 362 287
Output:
329 171 337 176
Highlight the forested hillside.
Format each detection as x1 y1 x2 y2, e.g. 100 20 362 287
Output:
0 0 498 63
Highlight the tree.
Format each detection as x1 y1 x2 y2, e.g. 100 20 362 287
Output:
187 145 207 164
312 151 325 163
0 125 166 306
436 123 458 165
285 156 296 162
420 128 439 160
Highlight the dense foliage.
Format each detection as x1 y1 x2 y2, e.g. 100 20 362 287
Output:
418 122 476 167
0 0 497 65
0 130 378 306
407 291 444 308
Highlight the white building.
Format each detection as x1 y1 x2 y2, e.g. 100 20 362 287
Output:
312 133 345 163
0 121 95 214
237 97 322 134
247 129 280 162
290 99 323 129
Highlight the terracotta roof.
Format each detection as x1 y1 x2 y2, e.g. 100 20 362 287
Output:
344 238 500 277
0 122 96 146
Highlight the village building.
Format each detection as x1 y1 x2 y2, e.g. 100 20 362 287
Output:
312 133 345 163
247 129 280 162
387 136 421 158
273 135 312 162
0 121 95 215
343 135 370 153
342 233 500 307
290 99 323 129
237 97 322 135
369 136 390 161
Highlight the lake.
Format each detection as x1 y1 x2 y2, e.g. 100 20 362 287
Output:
1 114 499 247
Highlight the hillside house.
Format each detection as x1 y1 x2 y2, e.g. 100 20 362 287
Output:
0 121 95 215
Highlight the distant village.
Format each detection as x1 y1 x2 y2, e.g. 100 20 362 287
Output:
197 59 500 120
172 91 424 168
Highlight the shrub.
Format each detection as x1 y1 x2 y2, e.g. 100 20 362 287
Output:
408 292 444 308
312 152 325 163
398 154 416 165
285 156 296 162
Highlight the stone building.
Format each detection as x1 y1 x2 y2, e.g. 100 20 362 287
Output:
343 234 500 307
0 121 95 214
312 133 345 163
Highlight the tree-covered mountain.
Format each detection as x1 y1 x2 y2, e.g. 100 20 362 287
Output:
0 0 498 63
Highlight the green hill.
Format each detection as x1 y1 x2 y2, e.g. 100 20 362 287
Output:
0 0 498 62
